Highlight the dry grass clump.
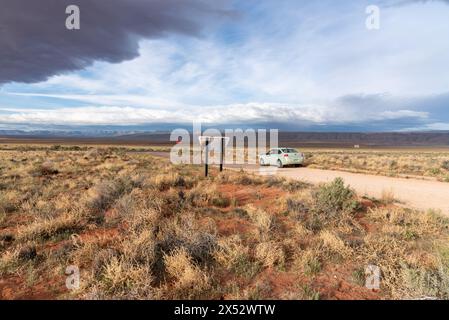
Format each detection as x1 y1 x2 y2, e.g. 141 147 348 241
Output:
31 161 59 176
84 177 133 215
0 190 22 214
214 235 259 278
319 230 352 258
255 241 285 268
0 248 21 275
380 189 396 205
293 249 322 276
18 211 84 242
228 172 264 186
162 247 211 299
149 172 195 191
265 176 310 192
88 254 155 299
186 183 219 207
245 205 274 240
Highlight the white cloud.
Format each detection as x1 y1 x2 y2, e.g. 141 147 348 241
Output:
0 103 428 126
1 0 448 129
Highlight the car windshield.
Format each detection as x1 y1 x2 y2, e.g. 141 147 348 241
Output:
282 148 299 153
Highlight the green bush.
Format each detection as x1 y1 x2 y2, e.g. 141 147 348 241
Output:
312 178 359 216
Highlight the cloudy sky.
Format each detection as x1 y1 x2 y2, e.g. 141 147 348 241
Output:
0 0 449 132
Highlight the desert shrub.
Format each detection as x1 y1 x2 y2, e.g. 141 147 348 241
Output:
33 161 59 176
312 178 359 216
293 223 312 239
441 160 449 171
121 231 156 267
231 173 264 186
18 212 83 242
0 233 14 243
319 230 352 258
429 168 441 176
154 232 217 269
255 241 285 268
93 255 154 299
351 267 366 286
112 193 136 217
162 247 211 299
0 190 22 214
304 213 325 233
381 189 395 205
246 205 274 240
265 176 286 188
84 148 110 160
397 243 449 299
17 244 37 261
127 206 160 234
92 249 120 277
400 264 449 299
286 198 310 218
294 250 322 276
186 184 218 207
150 173 194 191
85 178 132 215
211 195 231 208
282 180 310 192
214 235 259 278
0 249 20 275
299 285 321 300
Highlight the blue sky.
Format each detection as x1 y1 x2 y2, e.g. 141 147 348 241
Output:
1 0 449 131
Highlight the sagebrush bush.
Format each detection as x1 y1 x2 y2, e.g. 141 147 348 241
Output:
312 178 359 216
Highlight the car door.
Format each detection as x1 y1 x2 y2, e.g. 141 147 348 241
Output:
269 149 280 165
265 149 275 165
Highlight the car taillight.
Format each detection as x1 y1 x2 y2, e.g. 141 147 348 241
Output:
283 154 289 157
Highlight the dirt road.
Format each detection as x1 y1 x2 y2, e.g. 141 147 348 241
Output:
148 152 449 215
256 167 449 215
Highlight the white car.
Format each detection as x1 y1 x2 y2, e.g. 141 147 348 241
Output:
259 148 305 168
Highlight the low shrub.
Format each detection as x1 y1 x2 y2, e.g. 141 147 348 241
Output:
312 178 359 217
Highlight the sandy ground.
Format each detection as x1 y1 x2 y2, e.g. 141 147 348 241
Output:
148 152 449 215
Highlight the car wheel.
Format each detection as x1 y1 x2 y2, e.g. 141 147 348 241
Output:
277 160 283 168
260 158 265 166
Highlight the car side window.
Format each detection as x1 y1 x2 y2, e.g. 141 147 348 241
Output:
278 149 282 154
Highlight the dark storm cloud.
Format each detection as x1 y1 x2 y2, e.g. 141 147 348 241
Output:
0 0 233 85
